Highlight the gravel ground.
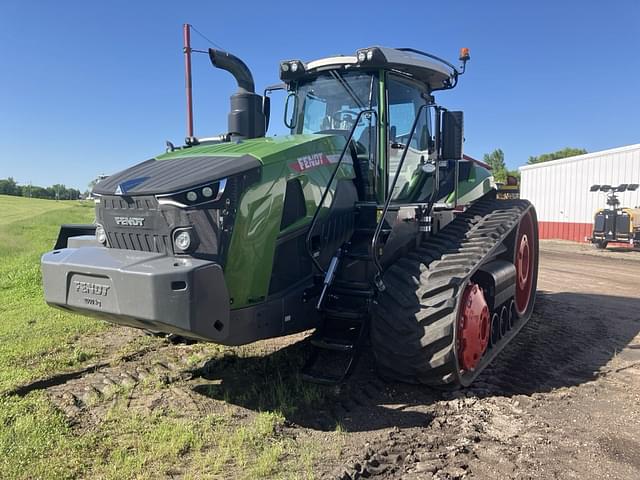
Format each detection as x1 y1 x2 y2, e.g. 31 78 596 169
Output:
330 241 640 479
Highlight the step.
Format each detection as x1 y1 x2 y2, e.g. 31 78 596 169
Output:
310 336 354 352
323 308 368 321
330 285 375 298
355 227 392 235
300 371 345 385
344 250 372 261
333 279 371 291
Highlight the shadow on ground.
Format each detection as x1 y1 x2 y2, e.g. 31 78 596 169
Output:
191 291 640 432
474 290 640 395
191 336 437 432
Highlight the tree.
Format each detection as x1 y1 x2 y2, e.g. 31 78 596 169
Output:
0 177 18 195
527 147 587 165
483 149 508 183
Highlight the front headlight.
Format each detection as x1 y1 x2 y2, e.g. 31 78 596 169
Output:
174 231 191 251
172 227 197 253
95 224 107 245
156 179 227 208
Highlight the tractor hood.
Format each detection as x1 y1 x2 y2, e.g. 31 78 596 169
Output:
93 134 346 196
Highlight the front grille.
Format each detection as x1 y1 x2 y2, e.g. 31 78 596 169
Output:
107 231 171 253
96 193 226 260
98 195 172 254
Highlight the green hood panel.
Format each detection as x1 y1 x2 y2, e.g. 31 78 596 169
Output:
157 134 345 166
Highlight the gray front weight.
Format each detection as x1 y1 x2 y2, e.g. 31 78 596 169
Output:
41 246 231 342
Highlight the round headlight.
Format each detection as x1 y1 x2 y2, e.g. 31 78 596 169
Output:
357 51 366 62
202 186 214 198
174 231 191 251
186 191 197 202
95 224 107 244
281 63 290 72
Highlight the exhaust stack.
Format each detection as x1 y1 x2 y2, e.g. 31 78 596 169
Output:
209 49 266 141
183 24 195 141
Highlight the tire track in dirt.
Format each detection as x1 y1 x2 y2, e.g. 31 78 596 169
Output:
42 337 216 426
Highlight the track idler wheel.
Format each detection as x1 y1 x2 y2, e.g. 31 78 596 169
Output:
499 305 509 336
515 210 536 317
508 300 516 329
457 283 490 372
490 313 501 347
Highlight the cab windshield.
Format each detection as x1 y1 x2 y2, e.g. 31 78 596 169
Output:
292 71 378 146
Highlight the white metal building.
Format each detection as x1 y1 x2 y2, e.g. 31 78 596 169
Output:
519 144 640 242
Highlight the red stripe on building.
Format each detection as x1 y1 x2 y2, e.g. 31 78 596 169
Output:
538 221 592 243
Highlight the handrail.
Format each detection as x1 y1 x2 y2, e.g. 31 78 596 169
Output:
371 103 430 284
305 108 379 275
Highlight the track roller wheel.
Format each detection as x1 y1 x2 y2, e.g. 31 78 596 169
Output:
457 283 490 372
514 210 536 317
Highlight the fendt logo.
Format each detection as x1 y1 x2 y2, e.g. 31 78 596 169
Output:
74 281 110 296
114 216 145 227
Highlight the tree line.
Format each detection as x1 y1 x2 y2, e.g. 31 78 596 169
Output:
1 148 588 199
0 177 82 200
483 147 587 184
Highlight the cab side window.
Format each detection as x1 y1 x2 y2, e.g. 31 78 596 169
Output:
387 74 433 203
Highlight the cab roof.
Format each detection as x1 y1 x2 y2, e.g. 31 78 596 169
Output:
281 46 458 91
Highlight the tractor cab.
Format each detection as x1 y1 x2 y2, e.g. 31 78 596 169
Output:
277 47 491 209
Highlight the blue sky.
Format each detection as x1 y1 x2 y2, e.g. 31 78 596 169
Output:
0 0 638 190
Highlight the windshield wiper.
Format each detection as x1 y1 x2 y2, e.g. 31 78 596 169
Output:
329 70 366 110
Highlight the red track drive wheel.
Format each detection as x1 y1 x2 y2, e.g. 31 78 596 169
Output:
457 283 490 372
514 210 535 316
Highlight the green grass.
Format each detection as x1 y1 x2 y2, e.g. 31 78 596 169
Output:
1 391 329 479
0 195 103 392
0 195 339 479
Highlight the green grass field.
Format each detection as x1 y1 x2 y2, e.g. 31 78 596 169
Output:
0 195 102 392
0 195 336 479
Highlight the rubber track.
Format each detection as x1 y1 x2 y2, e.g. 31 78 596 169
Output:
370 193 535 387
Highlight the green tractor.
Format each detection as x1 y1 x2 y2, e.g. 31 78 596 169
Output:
42 30 539 387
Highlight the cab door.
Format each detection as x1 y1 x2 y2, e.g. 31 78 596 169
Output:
384 73 436 205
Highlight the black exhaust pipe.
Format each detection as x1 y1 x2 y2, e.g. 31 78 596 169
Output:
209 49 266 140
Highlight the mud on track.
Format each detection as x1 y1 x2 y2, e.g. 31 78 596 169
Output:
31 241 640 479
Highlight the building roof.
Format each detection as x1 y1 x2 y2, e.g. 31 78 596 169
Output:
463 154 490 170
519 144 640 171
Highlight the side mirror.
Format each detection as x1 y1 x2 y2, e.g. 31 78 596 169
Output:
262 96 271 132
284 92 298 129
442 111 464 160
628 184 639 191
589 184 600 192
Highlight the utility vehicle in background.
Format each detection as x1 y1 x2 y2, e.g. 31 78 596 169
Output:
589 184 640 249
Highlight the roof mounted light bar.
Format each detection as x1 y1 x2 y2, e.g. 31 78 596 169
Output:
279 60 306 81
591 184 639 193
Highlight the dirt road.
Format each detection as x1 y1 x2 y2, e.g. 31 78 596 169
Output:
330 241 640 479
20 241 640 479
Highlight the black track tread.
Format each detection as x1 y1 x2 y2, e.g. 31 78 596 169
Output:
370 194 535 386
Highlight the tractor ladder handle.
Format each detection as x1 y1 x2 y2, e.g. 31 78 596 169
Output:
371 103 430 287
305 108 379 275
